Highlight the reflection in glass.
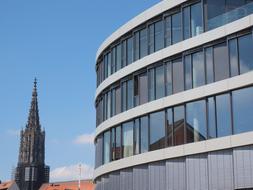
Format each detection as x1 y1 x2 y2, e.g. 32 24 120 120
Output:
148 68 155 101
186 100 207 143
122 40 127 67
111 128 115 161
122 121 134 157
155 65 165 99
229 38 239 77
167 108 173 147
192 51 205 88
127 79 133 110
140 28 148 58
139 72 148 105
115 126 121 160
127 37 133 65
149 111 165 151
115 86 121 115
155 20 164 51
166 61 172 96
183 6 190 39
214 42 229 81
173 59 184 94
184 55 192 90
207 97 216 138
165 16 172 47
103 131 110 164
116 44 121 71
191 2 203 37
149 24 155 54
134 32 140 61
122 82 127 112
216 94 232 137
238 34 253 74
233 87 253 134
174 106 185 146
140 116 149 153
172 12 182 44
134 119 140 155
205 47 214 84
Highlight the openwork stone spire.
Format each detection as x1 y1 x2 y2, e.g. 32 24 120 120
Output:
27 78 41 130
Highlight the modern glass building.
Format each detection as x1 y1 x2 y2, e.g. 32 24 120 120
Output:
94 0 253 189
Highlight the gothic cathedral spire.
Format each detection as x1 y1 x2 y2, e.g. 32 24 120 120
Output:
15 79 50 190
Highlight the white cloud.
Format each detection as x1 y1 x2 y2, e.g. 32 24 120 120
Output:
6 129 20 137
73 133 94 145
50 163 94 182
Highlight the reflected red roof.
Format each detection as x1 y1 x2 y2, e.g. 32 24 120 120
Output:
0 181 15 190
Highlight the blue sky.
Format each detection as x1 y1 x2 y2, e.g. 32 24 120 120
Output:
0 0 159 182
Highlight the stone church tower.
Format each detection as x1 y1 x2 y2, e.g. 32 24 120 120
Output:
15 79 50 190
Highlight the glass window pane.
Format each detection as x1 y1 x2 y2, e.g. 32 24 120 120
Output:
173 58 184 94
122 121 134 157
184 55 192 90
115 86 121 115
103 131 110 164
165 16 172 47
238 34 253 74
167 108 173 147
191 2 203 37
127 37 133 65
216 93 232 137
172 12 182 44
148 68 155 101
134 32 140 61
140 116 149 153
192 51 205 88
108 52 111 76
155 65 165 99
104 54 108 78
134 76 139 107
207 97 216 138
186 100 207 143
229 38 239 77
115 126 121 160
183 6 190 39
205 47 214 84
149 24 155 54
139 72 148 105
111 128 115 161
134 119 140 155
122 40 127 68
154 20 164 51
122 82 127 112
140 28 148 58
149 111 165 151
166 61 173 96
214 42 229 81
111 89 115 116
107 91 111 119
116 44 121 71
174 105 185 146
233 87 253 134
127 79 133 110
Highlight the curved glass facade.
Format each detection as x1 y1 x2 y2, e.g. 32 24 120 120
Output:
96 30 253 126
96 0 253 87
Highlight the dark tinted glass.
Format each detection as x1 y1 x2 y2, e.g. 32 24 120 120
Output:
148 68 155 101
191 2 203 37
166 61 173 95
111 128 115 161
115 86 121 115
186 100 207 143
108 52 111 76
184 55 192 90
139 72 148 105
134 32 140 61
229 38 239 77
149 24 155 54
214 42 229 81
106 91 111 119
127 37 133 65
140 116 149 153
103 131 110 164
134 119 140 154
167 108 173 147
155 65 165 99
155 20 164 51
192 51 205 88
149 111 165 151
174 105 185 146
172 12 182 44
183 6 190 39
216 93 232 137
233 87 253 134
115 126 121 160
207 97 216 138
238 34 253 74
165 16 172 47
116 44 121 71
173 58 184 94
111 89 115 116
122 121 134 157
122 40 127 67
127 79 133 110
140 28 148 58
122 82 127 112
205 47 214 84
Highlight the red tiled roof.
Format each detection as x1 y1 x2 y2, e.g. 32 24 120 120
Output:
39 180 95 190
